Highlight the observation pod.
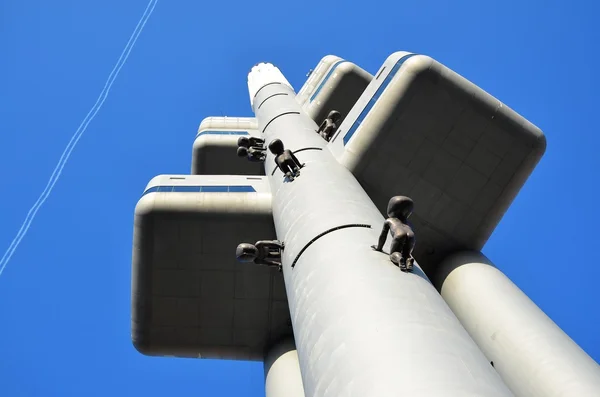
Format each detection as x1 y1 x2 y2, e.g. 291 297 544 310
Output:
296 55 342 106
192 117 263 175
296 55 372 126
328 51 546 275
131 175 293 360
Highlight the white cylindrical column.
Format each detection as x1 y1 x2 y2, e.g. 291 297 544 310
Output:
435 250 600 397
264 338 305 397
249 63 513 397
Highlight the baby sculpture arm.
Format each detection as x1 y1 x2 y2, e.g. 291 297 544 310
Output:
289 151 303 169
372 221 390 252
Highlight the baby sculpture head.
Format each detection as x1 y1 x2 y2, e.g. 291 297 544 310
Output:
328 110 342 124
237 146 248 157
386 196 414 221
235 243 259 262
237 136 250 148
268 139 285 155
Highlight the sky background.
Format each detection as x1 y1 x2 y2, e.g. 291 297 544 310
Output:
1 0 599 395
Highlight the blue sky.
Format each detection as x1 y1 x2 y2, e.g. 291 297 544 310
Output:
1 0 598 395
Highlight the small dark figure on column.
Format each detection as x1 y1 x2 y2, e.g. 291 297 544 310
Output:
371 196 416 271
237 136 266 162
317 110 342 142
236 240 285 271
237 136 265 149
237 146 266 162
268 139 304 181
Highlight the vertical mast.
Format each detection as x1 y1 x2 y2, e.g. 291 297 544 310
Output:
248 63 513 397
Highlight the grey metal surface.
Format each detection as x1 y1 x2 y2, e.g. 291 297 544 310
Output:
328 52 546 275
264 338 306 397
250 63 513 397
435 251 600 397
192 117 263 175
131 175 293 360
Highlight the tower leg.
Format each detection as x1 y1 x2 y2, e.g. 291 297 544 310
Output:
264 338 305 397
435 251 600 397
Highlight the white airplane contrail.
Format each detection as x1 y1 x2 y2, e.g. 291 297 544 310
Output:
0 0 159 277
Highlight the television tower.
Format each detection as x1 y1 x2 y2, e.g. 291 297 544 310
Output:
131 52 600 396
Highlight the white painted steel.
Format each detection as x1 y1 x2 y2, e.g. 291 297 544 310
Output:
248 63 294 109
249 63 513 397
437 251 600 397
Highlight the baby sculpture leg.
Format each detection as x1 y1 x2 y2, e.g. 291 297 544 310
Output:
389 229 415 271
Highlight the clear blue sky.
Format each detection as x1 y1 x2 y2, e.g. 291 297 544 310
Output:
1 0 598 395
